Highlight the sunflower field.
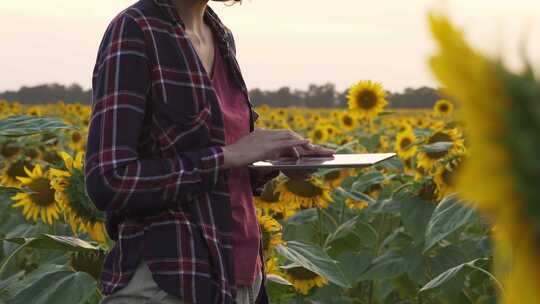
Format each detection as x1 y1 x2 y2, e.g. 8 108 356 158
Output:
0 11 539 304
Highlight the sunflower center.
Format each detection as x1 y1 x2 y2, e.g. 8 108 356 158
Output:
285 266 319 280
43 151 63 164
7 160 33 178
356 90 377 109
400 137 413 150
285 179 323 197
29 178 56 207
438 104 449 113
72 132 82 143
419 181 437 202
1 145 20 158
342 115 353 126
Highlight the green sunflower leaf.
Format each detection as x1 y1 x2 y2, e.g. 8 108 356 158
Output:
423 194 478 253
420 141 453 153
0 115 77 137
2 233 101 253
276 241 351 288
2 263 96 304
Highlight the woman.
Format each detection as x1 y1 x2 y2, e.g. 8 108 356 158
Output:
84 0 334 303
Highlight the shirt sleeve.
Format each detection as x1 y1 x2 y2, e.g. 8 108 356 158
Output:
84 14 225 215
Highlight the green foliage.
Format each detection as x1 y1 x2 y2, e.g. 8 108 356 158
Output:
0 114 497 304
0 115 77 137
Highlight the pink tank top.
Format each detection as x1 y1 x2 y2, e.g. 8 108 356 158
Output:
209 42 262 285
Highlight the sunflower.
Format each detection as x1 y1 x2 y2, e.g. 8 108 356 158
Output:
432 156 463 200
347 80 388 120
346 184 381 210
417 128 464 171
0 140 21 159
49 151 107 244
325 124 339 137
257 104 270 114
282 264 328 295
258 214 284 256
345 198 368 210
264 256 281 275
254 179 298 219
67 130 85 152
10 164 61 225
275 175 333 209
309 126 329 144
26 106 43 116
337 135 354 146
395 128 418 160
293 115 307 129
433 99 454 117
322 169 350 188
377 135 390 152
0 158 34 187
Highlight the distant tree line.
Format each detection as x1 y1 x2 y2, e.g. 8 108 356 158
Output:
0 83 444 108
0 84 91 105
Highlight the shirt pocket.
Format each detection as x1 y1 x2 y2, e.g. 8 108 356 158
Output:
150 70 214 153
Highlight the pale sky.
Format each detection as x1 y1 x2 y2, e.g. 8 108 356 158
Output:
1 0 540 93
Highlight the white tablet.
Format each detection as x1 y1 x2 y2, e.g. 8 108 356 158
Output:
248 153 396 170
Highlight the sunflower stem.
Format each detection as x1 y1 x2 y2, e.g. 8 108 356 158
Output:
317 207 323 247
338 197 346 224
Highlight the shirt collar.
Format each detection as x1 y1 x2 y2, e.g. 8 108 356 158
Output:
152 0 229 44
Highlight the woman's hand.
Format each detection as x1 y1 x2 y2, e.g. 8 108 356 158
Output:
279 142 336 180
222 128 310 169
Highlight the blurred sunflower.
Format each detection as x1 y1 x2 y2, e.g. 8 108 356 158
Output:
282 264 328 295
0 158 34 187
10 164 60 225
395 128 417 160
346 184 381 210
49 151 106 244
257 104 270 114
0 140 21 160
345 198 368 210
378 135 390 152
325 124 339 138
432 156 463 200
347 80 388 120
433 99 454 117
258 214 283 256
322 169 350 188
26 106 43 116
264 256 281 275
293 115 307 129
67 130 85 152
417 128 464 171
309 126 329 144
275 175 333 209
254 179 297 219
337 135 354 146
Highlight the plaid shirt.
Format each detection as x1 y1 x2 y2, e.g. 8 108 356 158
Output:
84 0 278 303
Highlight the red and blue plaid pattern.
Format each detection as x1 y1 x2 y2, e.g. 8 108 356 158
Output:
84 1 277 303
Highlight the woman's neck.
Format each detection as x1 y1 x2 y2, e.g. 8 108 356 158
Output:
172 0 209 32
